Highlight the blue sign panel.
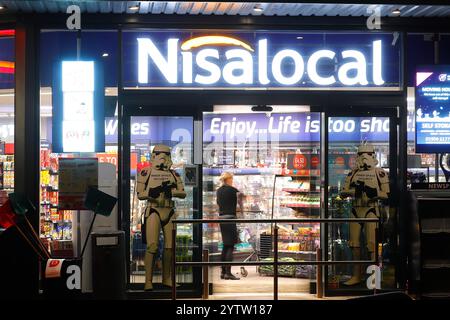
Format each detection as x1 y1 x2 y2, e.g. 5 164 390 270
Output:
203 113 391 143
415 66 450 153
0 36 14 90
122 31 401 89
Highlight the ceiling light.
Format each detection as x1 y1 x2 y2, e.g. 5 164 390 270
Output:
296 36 304 40
0 5 7 11
102 52 109 57
392 8 401 15
253 5 263 13
129 4 140 11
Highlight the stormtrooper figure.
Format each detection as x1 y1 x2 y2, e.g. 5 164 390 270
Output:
136 144 186 291
341 143 389 286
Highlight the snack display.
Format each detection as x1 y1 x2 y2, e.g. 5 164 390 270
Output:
39 147 75 257
272 172 321 278
0 155 14 190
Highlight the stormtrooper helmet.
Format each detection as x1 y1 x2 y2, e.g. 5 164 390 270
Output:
356 142 378 170
150 144 173 171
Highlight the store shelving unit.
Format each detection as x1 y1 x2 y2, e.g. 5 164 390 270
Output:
0 155 14 191
263 173 320 279
413 191 450 299
202 168 273 261
39 148 74 258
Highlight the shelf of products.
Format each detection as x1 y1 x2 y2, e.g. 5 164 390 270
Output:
0 155 14 190
39 148 74 257
202 169 274 260
272 172 321 278
203 145 321 280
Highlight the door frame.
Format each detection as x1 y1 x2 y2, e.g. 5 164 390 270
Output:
320 106 400 296
117 91 406 298
120 103 209 298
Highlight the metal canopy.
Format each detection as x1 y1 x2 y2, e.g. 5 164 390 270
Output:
1 1 450 18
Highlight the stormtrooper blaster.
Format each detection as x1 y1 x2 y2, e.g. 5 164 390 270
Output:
148 181 177 199
351 180 378 199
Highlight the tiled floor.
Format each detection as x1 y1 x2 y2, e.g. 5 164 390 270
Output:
210 266 312 295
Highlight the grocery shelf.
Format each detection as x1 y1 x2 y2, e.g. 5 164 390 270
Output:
281 204 320 209
281 188 321 194
277 250 317 254
278 236 320 241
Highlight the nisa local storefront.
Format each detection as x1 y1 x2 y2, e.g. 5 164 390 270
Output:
2 24 410 299
116 29 405 298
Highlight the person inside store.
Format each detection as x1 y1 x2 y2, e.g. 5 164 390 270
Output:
217 172 244 280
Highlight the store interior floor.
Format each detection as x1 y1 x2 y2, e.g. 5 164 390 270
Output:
133 267 349 300
207 266 346 300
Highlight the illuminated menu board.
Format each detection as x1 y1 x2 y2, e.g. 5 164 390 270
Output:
416 66 450 153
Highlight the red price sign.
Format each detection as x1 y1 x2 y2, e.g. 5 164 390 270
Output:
293 154 307 170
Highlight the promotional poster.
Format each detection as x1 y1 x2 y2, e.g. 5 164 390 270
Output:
415 66 450 153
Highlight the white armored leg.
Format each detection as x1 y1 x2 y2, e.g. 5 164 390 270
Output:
144 212 161 291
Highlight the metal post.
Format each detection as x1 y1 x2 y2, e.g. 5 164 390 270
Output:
171 224 177 300
202 249 209 299
316 248 323 298
273 225 279 300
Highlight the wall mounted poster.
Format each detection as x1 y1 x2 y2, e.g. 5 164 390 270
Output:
58 158 98 210
416 66 450 153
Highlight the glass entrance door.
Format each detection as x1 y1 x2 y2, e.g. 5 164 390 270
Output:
202 107 322 298
324 110 398 295
123 112 201 294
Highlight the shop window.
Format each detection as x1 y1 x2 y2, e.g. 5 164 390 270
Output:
0 29 15 233
128 116 195 287
39 31 118 284
326 116 396 292
406 34 450 183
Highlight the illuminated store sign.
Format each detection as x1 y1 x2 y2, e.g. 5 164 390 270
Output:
416 65 450 153
123 31 401 88
61 61 95 152
52 61 105 153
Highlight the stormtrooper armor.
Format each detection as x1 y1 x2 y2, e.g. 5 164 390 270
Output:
136 144 186 291
341 143 389 286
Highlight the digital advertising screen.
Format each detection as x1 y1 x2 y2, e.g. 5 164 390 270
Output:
415 66 450 153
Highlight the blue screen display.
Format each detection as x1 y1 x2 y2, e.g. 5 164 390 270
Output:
415 66 450 153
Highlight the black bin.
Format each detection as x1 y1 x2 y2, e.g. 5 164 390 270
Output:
92 231 126 299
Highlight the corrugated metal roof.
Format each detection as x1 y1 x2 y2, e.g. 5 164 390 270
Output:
1 1 450 17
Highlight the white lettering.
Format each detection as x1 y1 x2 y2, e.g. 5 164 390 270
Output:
272 50 304 85
66 265 81 290
338 50 369 85
210 118 221 134
258 39 270 85
373 40 385 85
136 37 386 87
66 5 81 30
138 38 178 84
307 50 336 85
223 49 253 85
195 49 221 85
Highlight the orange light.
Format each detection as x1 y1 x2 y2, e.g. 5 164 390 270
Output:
0 61 14 69
181 35 254 52
0 61 14 74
